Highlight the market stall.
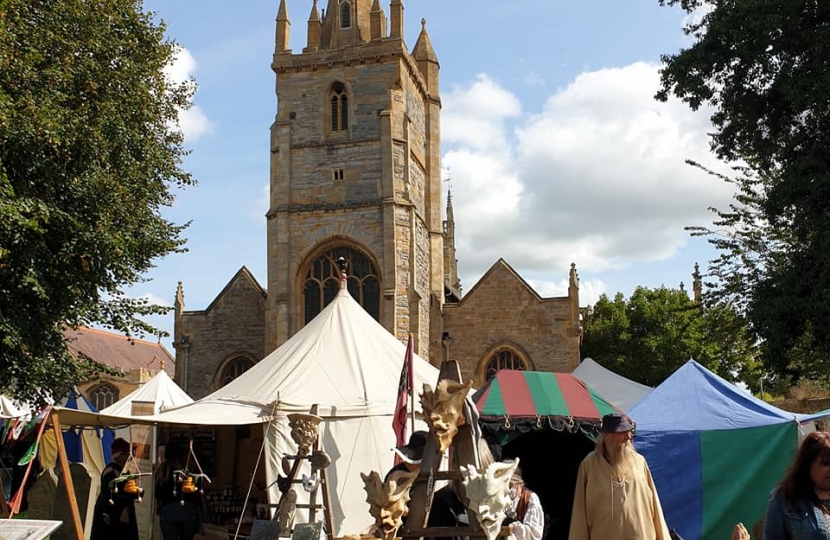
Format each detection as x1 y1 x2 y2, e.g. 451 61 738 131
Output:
474 370 625 540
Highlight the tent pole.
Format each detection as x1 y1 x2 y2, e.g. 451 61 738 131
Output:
51 411 85 540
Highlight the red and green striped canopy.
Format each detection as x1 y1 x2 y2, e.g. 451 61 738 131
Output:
474 370 622 426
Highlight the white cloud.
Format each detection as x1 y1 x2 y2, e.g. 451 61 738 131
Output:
164 47 214 142
525 277 606 306
442 74 521 153
443 63 733 285
133 292 172 307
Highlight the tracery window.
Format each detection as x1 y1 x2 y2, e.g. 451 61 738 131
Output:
303 245 380 324
340 1 352 28
88 382 119 411
330 82 348 132
219 356 254 388
484 348 528 382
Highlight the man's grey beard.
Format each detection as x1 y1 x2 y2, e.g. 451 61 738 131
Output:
605 440 638 480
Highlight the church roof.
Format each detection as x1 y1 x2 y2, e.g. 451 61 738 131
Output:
65 326 174 376
198 265 266 314
460 258 546 303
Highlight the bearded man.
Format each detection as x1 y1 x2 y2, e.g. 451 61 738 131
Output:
568 414 671 540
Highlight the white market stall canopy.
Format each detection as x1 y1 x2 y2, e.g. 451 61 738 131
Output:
572 357 653 412
100 369 192 417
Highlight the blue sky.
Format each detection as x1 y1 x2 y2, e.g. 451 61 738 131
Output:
135 0 728 349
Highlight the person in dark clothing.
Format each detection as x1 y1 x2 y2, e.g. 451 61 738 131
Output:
155 442 202 540
90 438 139 540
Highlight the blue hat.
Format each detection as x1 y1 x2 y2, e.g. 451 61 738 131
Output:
601 414 634 433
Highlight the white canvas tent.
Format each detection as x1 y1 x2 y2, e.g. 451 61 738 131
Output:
156 284 440 535
100 369 192 417
101 370 193 540
55 283 441 536
572 357 653 411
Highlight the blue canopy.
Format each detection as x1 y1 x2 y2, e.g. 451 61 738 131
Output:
629 360 806 540
632 360 804 431
61 388 114 464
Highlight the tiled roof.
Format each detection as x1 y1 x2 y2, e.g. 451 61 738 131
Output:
64 326 174 376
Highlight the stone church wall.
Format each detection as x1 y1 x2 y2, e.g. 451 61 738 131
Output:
442 263 580 385
179 276 266 399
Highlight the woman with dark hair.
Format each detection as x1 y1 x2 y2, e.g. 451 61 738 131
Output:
763 431 830 540
155 443 202 540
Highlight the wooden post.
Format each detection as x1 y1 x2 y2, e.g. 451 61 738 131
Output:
319 464 335 536
51 411 85 540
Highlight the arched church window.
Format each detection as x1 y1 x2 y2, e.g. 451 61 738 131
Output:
88 382 119 411
340 1 352 28
330 82 348 132
218 356 254 388
484 348 529 382
303 245 380 324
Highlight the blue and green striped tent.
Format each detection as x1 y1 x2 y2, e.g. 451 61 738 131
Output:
630 361 822 540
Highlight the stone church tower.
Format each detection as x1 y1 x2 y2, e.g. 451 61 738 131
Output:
173 1 582 399
265 0 444 361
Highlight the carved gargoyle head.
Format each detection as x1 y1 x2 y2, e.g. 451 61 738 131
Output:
460 459 519 540
420 379 473 452
360 470 418 540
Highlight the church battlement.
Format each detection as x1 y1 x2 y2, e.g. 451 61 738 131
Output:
273 0 438 101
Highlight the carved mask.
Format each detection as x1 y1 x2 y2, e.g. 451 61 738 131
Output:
361 470 418 540
420 379 473 452
460 459 519 540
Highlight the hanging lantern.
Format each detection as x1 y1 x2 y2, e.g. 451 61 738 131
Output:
124 478 141 495
182 476 197 494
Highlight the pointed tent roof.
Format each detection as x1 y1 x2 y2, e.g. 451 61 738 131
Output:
149 283 441 424
629 360 810 431
53 283 440 427
572 358 652 412
100 370 192 417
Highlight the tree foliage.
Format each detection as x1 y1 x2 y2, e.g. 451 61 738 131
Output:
658 1 830 381
582 286 760 389
0 0 194 403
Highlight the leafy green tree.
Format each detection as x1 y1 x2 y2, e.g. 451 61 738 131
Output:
582 286 760 389
0 0 194 404
657 1 830 381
